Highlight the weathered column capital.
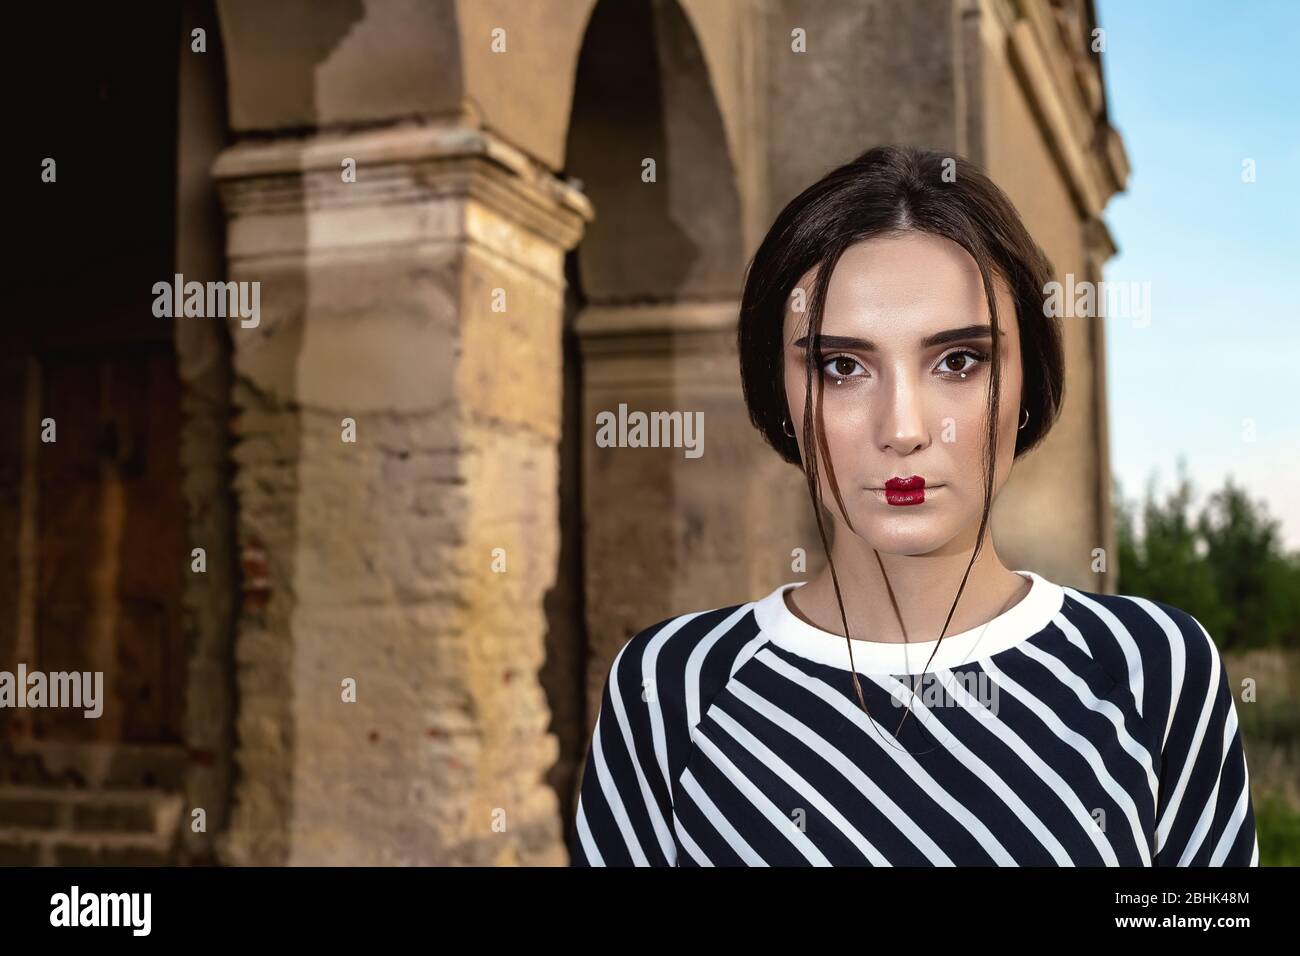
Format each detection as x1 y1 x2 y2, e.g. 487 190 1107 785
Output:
210 123 592 261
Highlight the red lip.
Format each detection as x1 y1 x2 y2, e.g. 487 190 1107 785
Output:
882 475 926 506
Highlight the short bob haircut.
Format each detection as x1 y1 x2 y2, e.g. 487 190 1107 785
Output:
736 144 1065 724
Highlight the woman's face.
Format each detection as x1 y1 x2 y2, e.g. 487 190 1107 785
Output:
782 231 1024 556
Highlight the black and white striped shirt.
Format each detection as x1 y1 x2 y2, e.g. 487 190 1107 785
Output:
570 570 1259 866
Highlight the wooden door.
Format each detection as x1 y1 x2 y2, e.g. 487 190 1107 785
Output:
33 346 186 744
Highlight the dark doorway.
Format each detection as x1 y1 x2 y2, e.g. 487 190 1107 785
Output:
0 4 187 750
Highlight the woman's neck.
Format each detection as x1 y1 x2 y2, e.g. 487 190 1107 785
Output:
784 541 1030 646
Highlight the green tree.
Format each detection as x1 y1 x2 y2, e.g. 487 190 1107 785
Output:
1114 458 1300 651
1115 458 1229 642
1198 476 1300 649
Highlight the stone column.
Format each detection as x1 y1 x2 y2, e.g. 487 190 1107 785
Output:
175 0 235 864
211 124 590 865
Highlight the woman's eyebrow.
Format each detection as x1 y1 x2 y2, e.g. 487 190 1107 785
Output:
793 324 1004 351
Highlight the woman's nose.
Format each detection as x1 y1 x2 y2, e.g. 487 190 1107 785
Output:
877 374 927 455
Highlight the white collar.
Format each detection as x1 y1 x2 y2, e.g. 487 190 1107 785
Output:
751 569 1064 675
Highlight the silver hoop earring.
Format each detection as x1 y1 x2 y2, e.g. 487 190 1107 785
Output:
1018 407 1030 431
782 416 796 438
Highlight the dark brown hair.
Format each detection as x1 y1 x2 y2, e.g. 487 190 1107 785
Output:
737 144 1065 738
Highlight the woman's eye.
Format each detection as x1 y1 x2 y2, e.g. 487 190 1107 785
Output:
820 354 866 381
937 348 990 378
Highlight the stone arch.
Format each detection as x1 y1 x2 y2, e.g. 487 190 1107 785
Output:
563 0 744 302
547 0 747 847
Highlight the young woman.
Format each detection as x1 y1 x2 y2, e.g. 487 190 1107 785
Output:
570 145 1259 867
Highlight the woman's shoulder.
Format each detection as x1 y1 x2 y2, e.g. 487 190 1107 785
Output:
613 593 768 677
1055 579 1223 664
598 592 773 718
1051 579 1230 731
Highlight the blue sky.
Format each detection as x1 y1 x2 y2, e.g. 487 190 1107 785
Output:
1095 0 1300 549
